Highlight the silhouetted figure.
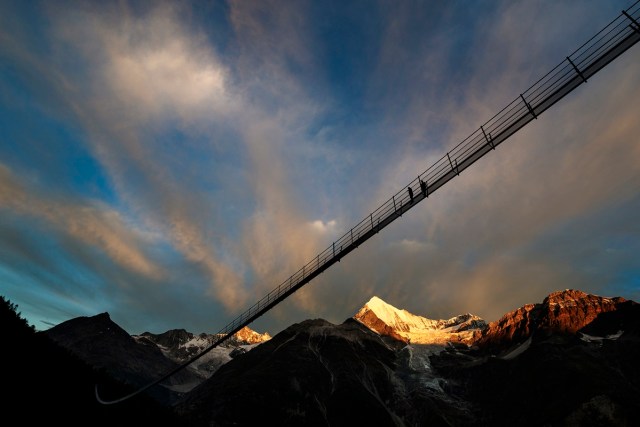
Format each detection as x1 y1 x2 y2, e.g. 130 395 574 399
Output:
420 180 427 197
407 186 414 203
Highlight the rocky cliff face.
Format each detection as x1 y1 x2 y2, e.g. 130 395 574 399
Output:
539 289 625 333
477 289 627 353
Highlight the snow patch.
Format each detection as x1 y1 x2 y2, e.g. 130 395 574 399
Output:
580 330 624 343
501 336 532 360
606 330 624 340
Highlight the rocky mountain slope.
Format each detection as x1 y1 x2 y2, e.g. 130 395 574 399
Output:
476 289 630 354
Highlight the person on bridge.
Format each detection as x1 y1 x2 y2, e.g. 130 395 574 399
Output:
420 180 427 197
408 186 414 203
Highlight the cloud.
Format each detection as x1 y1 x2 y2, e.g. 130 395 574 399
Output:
105 39 227 119
227 0 319 106
239 119 326 293
50 2 234 122
311 219 337 234
0 164 161 280
40 2 252 311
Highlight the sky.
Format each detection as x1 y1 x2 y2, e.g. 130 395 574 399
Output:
1 0 639 335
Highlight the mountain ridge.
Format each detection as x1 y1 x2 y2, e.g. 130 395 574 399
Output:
476 288 633 353
134 325 271 381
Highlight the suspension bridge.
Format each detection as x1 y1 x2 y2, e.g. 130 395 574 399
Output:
97 1 640 404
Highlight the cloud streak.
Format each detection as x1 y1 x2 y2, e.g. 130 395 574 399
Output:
0 164 161 279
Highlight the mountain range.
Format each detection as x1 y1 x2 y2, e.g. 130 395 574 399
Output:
45 313 271 403
133 326 271 387
11 288 640 425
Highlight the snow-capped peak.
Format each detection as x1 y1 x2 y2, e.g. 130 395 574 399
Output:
235 326 272 344
359 296 439 332
354 296 486 345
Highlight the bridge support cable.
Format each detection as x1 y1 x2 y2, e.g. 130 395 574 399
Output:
96 1 640 405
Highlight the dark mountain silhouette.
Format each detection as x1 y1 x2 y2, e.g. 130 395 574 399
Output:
45 312 200 404
40 311 272 408
1 296 184 426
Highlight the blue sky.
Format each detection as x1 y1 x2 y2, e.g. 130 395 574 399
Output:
1 0 639 335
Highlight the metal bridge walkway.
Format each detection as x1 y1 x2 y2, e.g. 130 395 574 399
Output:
97 1 640 404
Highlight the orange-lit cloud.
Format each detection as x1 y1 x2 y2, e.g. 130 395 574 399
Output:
0 164 161 280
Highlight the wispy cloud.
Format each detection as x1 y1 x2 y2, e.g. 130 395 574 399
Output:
0 164 161 279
